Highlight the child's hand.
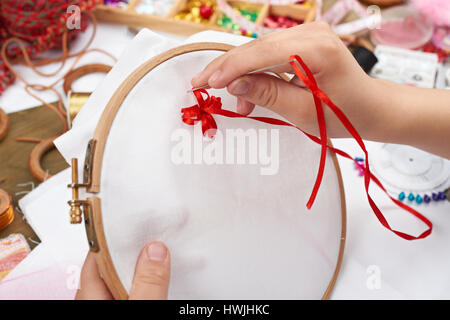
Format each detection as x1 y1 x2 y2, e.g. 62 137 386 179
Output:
75 242 171 300
191 22 386 140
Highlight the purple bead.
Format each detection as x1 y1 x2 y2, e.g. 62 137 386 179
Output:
423 194 431 203
439 192 446 200
432 193 439 201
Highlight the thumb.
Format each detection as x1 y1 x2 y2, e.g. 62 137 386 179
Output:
227 74 314 124
128 241 171 300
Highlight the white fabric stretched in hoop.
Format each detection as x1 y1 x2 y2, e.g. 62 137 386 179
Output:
55 30 344 299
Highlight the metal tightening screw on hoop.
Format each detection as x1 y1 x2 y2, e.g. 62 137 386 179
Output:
67 139 96 224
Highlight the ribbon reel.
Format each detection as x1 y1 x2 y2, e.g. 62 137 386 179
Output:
0 189 14 231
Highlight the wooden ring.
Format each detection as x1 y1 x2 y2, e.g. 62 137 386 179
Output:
0 108 10 142
29 137 57 182
85 42 346 300
63 63 112 96
0 188 14 230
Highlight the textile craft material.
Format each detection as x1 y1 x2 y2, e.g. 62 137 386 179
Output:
183 54 432 241
0 240 81 300
52 30 436 299
0 234 30 281
1 7 112 137
0 169 87 299
63 63 112 126
0 0 102 94
58 32 344 298
1 7 116 182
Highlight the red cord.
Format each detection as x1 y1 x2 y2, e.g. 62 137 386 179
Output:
0 0 101 94
182 55 433 240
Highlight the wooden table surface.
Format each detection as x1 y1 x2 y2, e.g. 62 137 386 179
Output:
0 104 68 250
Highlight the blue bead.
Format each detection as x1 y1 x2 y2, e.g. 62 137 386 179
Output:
432 193 439 201
439 192 446 200
355 157 364 162
408 193 415 201
398 192 406 201
416 195 423 204
424 194 431 203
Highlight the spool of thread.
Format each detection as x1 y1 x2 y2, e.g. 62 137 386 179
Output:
63 63 111 126
67 92 91 125
352 46 378 74
0 189 14 231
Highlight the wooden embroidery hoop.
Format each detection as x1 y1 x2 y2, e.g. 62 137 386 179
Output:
0 108 9 142
67 42 347 300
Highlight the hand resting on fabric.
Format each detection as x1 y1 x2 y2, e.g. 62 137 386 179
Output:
75 242 170 300
192 22 450 159
76 22 449 300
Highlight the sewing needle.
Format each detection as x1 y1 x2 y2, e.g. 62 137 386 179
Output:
187 60 294 93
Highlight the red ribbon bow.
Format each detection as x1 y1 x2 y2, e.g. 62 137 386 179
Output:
181 55 433 241
181 91 222 138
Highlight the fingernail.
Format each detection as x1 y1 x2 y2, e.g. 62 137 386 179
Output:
228 78 251 95
147 242 167 262
208 70 222 85
191 73 201 84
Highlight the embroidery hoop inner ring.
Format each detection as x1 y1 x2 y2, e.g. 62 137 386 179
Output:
82 42 347 300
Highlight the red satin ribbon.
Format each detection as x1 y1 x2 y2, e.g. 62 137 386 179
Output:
181 93 222 138
181 55 432 240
